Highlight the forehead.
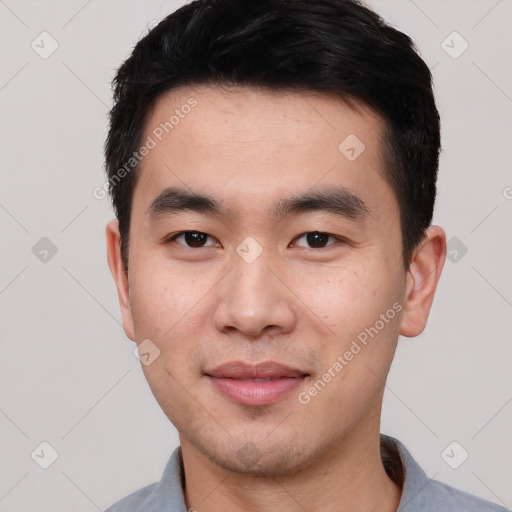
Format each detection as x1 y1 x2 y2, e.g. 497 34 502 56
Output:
134 84 396 221
145 84 382 152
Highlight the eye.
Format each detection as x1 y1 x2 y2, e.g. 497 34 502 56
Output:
293 231 341 249
167 231 218 248
165 230 345 250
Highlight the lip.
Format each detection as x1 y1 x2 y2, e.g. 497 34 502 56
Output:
206 360 308 379
205 361 309 406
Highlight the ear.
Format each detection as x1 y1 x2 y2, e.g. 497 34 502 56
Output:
399 225 446 338
106 219 136 341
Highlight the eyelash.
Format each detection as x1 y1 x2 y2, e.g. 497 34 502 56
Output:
164 231 346 250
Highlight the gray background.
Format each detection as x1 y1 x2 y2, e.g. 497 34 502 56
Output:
1 0 511 510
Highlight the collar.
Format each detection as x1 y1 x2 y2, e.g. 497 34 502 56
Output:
136 434 500 511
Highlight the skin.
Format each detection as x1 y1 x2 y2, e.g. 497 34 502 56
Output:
107 84 446 512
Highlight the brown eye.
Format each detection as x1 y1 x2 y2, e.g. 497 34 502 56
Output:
170 231 216 248
294 231 338 249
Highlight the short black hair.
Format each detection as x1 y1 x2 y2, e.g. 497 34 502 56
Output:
105 0 440 269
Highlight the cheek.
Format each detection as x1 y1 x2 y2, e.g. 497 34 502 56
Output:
128 259 218 385
129 267 208 414
297 270 403 425
298 261 404 404
129 260 210 339
295 262 401 336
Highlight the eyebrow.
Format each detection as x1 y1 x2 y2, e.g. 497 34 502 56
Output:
147 185 369 223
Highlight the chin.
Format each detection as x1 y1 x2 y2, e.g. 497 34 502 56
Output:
198 433 317 477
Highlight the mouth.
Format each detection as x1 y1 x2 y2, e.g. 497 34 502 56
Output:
204 361 310 406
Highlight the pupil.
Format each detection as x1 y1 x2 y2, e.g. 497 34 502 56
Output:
307 231 328 248
185 232 206 247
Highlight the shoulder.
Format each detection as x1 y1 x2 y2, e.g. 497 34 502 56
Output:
104 445 187 511
382 434 508 512
412 478 508 512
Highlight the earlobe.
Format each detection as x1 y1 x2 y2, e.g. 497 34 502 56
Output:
106 220 136 341
399 225 446 338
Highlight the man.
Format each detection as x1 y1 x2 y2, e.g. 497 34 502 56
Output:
104 0 505 510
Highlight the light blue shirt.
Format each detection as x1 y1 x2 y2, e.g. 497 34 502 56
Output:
105 435 507 511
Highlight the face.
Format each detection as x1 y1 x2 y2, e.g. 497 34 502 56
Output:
107 85 440 476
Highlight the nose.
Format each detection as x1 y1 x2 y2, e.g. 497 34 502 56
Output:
213 250 297 338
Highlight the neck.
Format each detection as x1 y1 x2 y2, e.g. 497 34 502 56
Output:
180 426 402 512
